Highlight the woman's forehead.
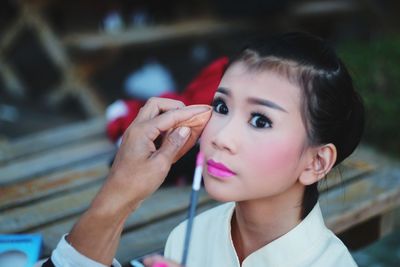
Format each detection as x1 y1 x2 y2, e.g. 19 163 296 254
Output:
219 62 302 111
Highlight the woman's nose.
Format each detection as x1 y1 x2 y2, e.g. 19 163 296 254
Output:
211 118 238 154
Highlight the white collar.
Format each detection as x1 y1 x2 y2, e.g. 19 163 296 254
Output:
222 202 329 266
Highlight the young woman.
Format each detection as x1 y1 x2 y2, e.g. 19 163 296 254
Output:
163 32 364 266
40 32 364 267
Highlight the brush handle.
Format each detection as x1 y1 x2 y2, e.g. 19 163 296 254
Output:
181 189 200 266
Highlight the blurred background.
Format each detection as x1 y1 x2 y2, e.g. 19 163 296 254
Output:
0 0 400 266
0 0 399 156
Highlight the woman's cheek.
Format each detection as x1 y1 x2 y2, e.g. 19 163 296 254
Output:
247 139 300 175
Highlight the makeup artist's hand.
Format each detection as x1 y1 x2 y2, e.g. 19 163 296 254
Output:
103 99 211 209
66 98 211 266
143 254 183 267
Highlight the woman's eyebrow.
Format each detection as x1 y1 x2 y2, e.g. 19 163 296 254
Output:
216 87 288 113
248 97 288 113
216 87 230 96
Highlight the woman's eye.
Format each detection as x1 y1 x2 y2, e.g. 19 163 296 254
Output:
212 99 229 114
249 113 272 128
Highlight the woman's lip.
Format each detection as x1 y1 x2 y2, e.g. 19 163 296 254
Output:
206 159 236 179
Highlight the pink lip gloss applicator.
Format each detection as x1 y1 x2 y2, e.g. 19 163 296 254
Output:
181 151 204 266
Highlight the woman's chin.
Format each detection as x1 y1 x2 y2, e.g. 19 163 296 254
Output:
204 179 237 203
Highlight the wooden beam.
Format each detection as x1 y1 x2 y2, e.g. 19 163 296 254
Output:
63 18 250 51
21 5 106 116
18 187 215 257
0 137 115 185
0 158 109 211
323 167 400 233
290 1 358 17
0 16 25 53
117 201 219 265
0 60 26 98
380 209 395 237
0 117 106 164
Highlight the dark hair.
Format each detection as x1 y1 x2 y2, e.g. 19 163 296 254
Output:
228 32 365 218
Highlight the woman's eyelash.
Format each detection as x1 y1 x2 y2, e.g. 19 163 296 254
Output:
211 97 273 128
211 97 224 107
250 112 273 128
211 97 228 114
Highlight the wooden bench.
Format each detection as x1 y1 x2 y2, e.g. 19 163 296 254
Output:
351 228 400 266
1 117 400 266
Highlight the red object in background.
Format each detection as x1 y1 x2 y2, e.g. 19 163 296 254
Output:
106 56 229 142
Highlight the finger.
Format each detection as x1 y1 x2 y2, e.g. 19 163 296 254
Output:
136 97 185 123
146 105 211 141
143 254 182 267
152 126 191 165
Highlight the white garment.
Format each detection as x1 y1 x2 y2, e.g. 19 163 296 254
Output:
37 234 121 267
164 202 358 267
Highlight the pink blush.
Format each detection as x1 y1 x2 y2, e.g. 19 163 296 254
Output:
248 140 300 176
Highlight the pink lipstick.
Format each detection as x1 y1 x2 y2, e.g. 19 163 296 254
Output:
206 159 236 179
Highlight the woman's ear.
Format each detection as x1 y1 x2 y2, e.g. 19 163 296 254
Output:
299 144 337 185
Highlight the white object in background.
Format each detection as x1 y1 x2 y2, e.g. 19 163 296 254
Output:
124 60 176 100
105 100 128 121
103 10 124 33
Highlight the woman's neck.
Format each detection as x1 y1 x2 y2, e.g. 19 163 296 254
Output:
231 183 304 264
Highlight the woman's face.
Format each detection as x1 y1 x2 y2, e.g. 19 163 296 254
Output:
200 62 311 202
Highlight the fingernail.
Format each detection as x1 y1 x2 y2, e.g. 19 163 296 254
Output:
178 126 190 138
152 262 168 267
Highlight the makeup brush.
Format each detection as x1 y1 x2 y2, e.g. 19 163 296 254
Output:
181 151 204 266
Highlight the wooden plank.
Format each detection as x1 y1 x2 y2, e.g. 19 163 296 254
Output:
291 1 357 16
352 229 400 266
0 60 26 98
0 186 209 234
30 187 213 256
121 188 211 232
1 142 393 263
322 166 400 233
318 145 397 192
26 164 400 262
379 210 395 237
116 201 219 265
0 137 115 185
63 18 250 51
36 218 76 256
0 117 106 164
0 15 24 52
1 158 374 233
0 156 110 211
321 157 376 192
0 184 102 233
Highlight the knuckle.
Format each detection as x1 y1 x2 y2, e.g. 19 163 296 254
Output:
148 97 161 104
175 100 185 107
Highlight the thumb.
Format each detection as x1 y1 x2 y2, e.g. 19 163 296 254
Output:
155 126 191 163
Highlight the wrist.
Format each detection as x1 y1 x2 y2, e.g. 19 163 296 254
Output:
90 176 143 217
89 191 140 222
67 201 130 265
